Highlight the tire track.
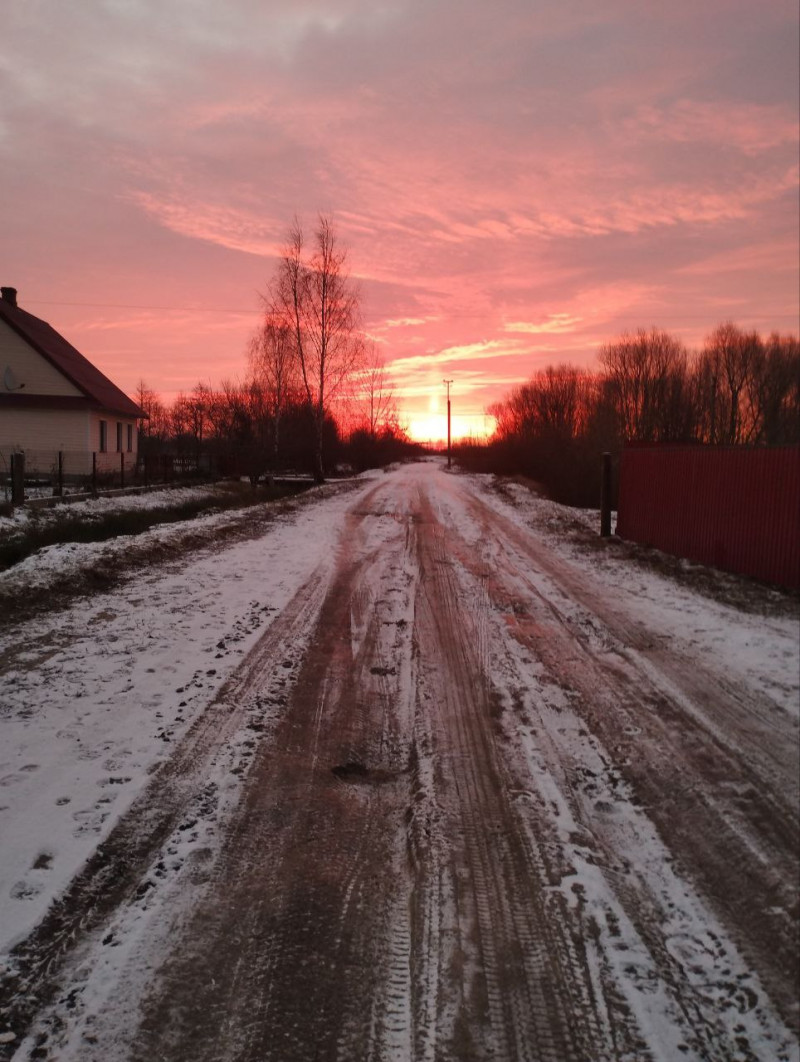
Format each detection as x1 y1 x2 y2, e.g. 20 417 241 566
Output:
410 484 607 1061
472 488 798 802
452 484 799 1039
0 559 335 1059
126 484 420 1061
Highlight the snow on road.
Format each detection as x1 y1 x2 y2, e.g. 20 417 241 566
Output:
0 477 373 951
0 460 797 1061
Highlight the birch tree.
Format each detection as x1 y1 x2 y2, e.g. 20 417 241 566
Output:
269 215 362 482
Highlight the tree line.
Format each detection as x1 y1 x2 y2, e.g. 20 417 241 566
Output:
457 324 799 506
136 216 418 482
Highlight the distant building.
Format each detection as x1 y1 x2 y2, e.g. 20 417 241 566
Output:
0 286 145 476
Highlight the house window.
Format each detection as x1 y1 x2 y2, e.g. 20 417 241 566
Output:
127 424 133 452
116 422 123 452
99 420 108 452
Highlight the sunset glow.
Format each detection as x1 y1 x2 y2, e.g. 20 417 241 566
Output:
405 412 497 447
2 1 797 430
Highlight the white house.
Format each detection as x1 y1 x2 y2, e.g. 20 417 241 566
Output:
0 286 145 477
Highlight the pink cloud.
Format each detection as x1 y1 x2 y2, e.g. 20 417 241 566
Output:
621 100 799 156
2 0 796 427
504 314 584 335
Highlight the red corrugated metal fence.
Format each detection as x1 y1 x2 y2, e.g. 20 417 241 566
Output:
617 445 800 589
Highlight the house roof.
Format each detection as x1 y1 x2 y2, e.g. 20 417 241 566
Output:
0 292 145 418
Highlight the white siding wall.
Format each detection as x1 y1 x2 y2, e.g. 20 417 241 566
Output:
0 411 139 476
0 320 83 396
0 409 92 474
0 408 90 451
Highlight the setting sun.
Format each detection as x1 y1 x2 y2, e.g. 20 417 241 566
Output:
405 410 496 445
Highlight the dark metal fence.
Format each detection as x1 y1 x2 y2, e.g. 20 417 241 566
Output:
0 448 215 503
0 443 319 506
617 445 800 589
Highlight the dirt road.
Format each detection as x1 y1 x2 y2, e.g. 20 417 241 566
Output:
3 462 798 1061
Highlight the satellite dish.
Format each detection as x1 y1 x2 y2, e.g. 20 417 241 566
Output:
3 366 24 391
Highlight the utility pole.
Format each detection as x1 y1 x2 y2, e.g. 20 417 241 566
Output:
443 379 453 469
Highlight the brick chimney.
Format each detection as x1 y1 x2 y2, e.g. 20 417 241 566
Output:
1 287 18 307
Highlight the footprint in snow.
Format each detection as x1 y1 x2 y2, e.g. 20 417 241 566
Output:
0 765 39 787
10 880 42 900
72 808 109 835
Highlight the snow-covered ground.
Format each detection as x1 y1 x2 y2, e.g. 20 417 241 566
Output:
0 461 797 1059
487 480 799 722
0 475 378 953
1 464 797 952
0 483 237 537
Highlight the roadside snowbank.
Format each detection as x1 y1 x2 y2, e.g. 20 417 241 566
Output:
484 477 799 720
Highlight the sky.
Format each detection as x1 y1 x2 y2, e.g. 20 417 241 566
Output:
2 0 798 442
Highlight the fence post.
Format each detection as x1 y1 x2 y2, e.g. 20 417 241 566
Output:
11 452 25 506
600 452 612 537
57 451 64 496
92 452 98 497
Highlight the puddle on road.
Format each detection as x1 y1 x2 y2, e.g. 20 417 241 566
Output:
331 762 403 786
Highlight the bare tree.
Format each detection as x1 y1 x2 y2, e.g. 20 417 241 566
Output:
690 347 725 445
482 321 797 507
746 332 800 445
169 392 191 446
136 380 168 444
248 315 299 477
168 383 210 465
599 328 690 442
491 366 592 444
529 365 590 440
698 323 759 444
359 343 398 438
269 215 363 482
